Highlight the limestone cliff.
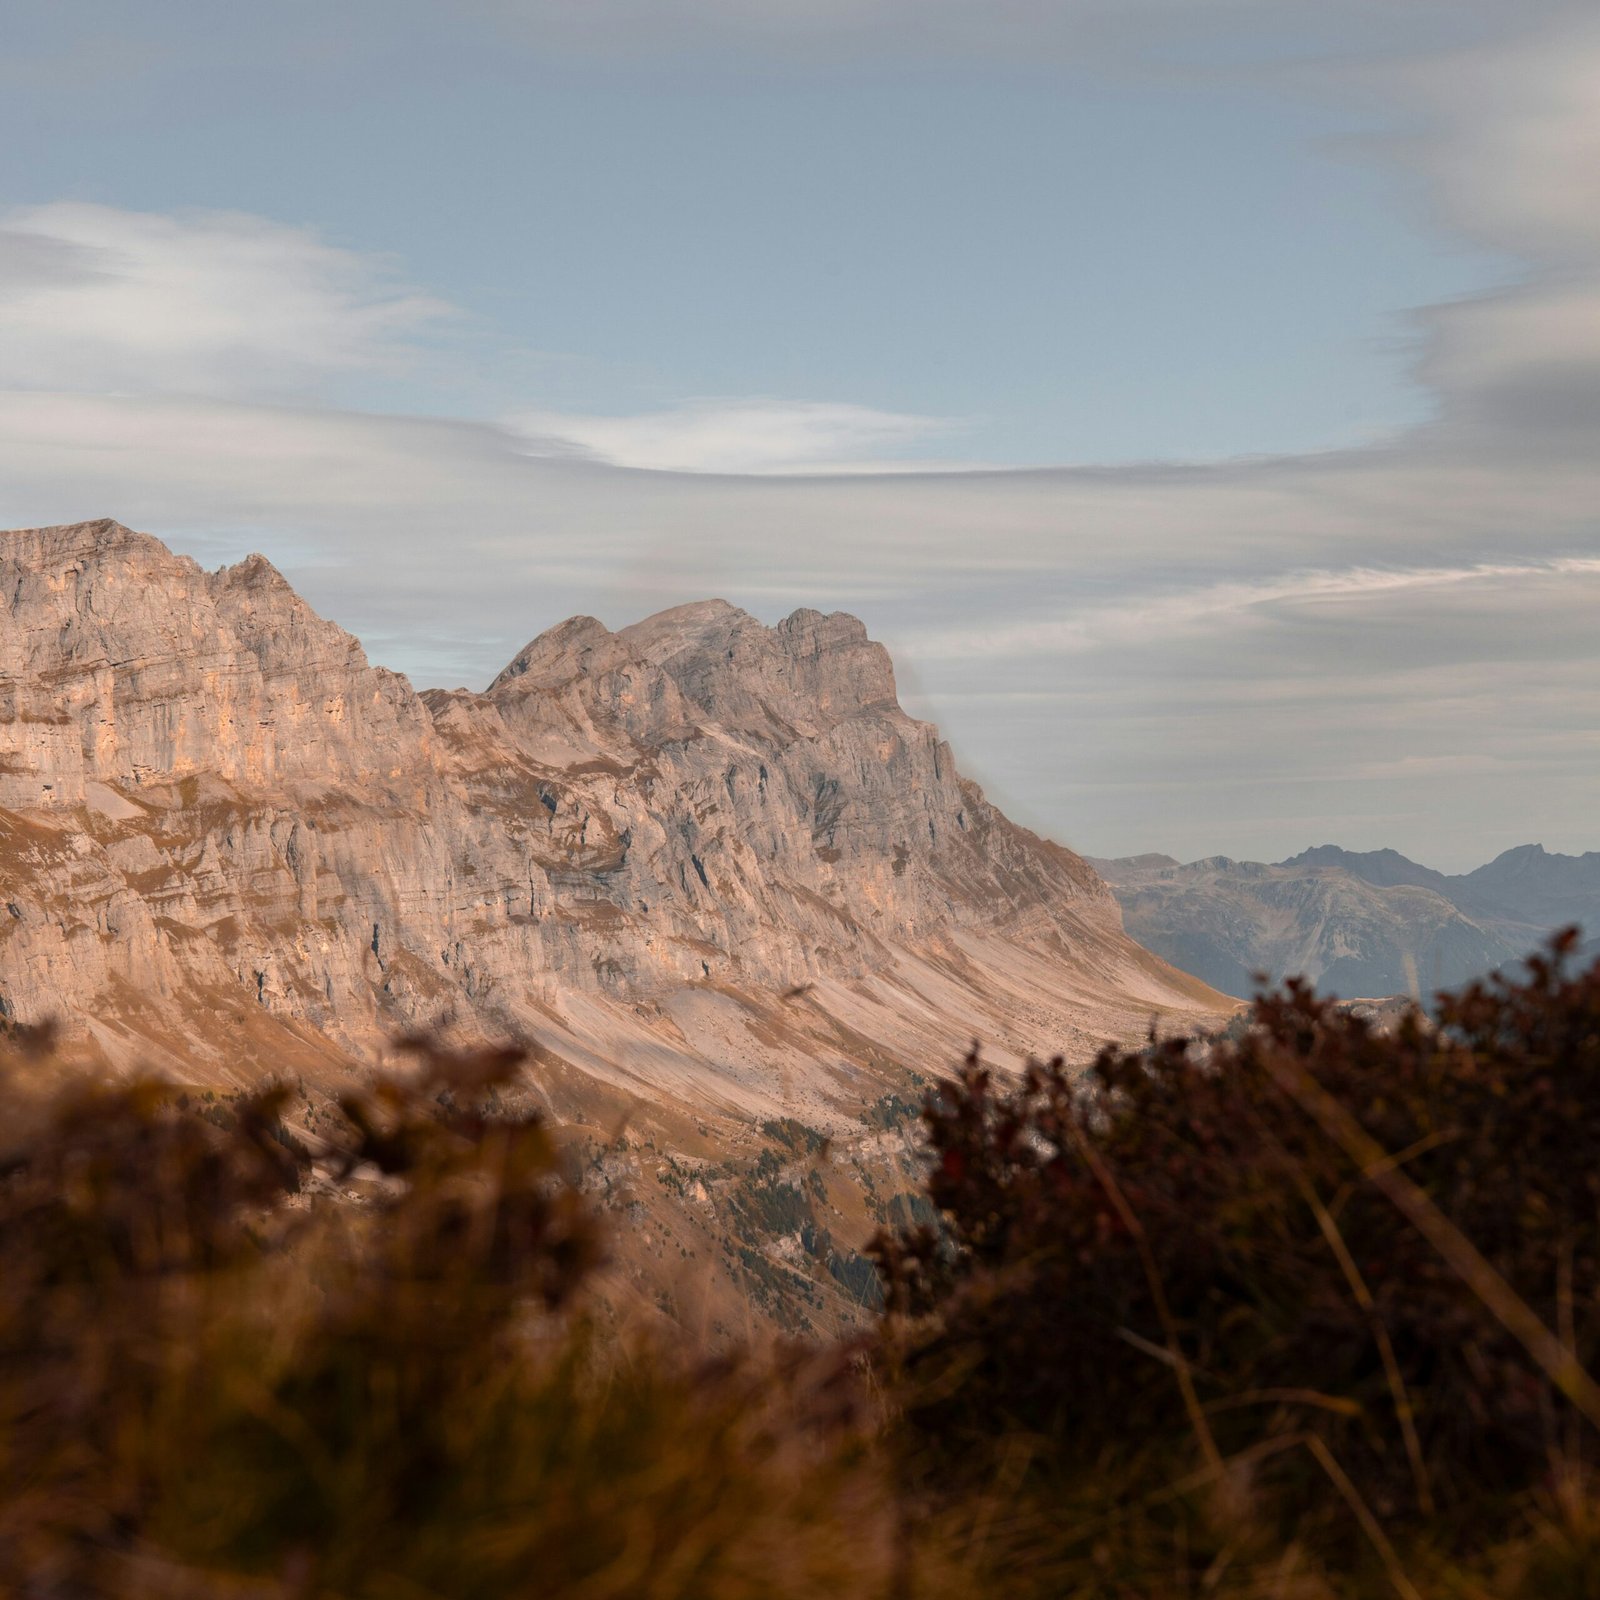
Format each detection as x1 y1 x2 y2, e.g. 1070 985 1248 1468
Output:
2 519 1226 1331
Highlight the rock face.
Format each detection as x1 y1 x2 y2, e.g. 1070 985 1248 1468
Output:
1 520 1223 1115
1091 843 1599 1002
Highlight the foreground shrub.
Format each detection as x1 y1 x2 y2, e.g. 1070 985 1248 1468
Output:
873 933 1600 1594
13 939 1600 1598
0 1040 905 1600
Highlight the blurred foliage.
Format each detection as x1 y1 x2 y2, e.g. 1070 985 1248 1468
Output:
0 1037 906 1599
873 930 1600 1595
10 940 1600 1596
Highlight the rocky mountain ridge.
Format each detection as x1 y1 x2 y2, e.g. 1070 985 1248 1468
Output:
1 519 1225 1332
1092 843 1599 1001
1283 843 1600 932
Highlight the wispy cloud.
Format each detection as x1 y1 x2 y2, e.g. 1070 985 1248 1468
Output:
478 0 1556 69
505 399 962 475
910 558 1600 660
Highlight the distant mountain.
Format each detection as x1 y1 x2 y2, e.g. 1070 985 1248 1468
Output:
1280 842 1600 930
1090 842 1599 1002
1459 844 1600 927
1279 845 1456 895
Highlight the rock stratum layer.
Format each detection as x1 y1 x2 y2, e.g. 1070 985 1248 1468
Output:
2 519 1224 1331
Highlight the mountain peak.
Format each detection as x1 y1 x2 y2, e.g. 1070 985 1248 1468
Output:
214 550 291 591
633 597 742 627
1487 843 1549 864
1279 844 1450 892
483 599 897 750
489 615 614 693
615 598 753 663
0 519 1231 1338
2 515 135 544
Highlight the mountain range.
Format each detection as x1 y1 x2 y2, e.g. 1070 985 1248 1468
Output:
1 518 1225 1333
1091 844 1600 1001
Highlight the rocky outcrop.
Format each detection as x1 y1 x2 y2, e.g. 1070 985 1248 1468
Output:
1 519 1224 1118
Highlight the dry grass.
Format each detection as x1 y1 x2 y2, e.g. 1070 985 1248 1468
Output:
0 1032 923 1599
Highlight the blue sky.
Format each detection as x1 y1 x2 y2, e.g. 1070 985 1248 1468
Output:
1 0 1498 462
1 0 1596 868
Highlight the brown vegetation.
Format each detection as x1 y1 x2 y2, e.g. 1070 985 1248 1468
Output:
6 937 1600 1596
874 930 1600 1595
0 1035 901 1598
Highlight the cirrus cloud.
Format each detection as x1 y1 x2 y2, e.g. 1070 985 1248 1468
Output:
506 399 963 475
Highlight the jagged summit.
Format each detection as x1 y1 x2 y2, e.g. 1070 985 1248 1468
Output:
2 516 202 578
1284 845 1429 871
1480 843 1549 868
1463 843 1600 925
483 597 900 749
617 596 748 651
488 600 763 698
1 518 401 807
1280 845 1453 894
215 549 295 591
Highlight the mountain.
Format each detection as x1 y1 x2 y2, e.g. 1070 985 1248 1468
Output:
1458 844 1600 929
1280 842 1600 931
1 518 1226 1332
1092 842 1600 1003
1279 845 1457 896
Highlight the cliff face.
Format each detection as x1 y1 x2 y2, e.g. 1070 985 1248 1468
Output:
1 519 1223 1119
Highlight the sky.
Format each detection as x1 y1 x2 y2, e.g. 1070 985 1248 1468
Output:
0 0 1596 871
